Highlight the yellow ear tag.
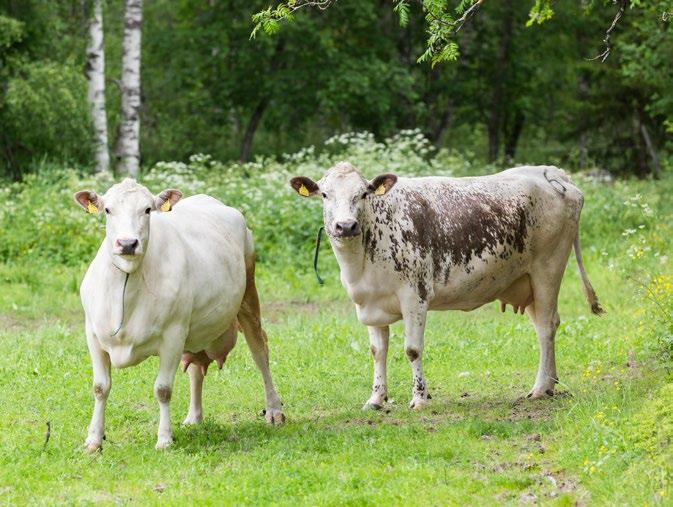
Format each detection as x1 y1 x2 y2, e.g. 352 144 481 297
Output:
374 184 386 196
87 202 98 214
299 184 310 197
160 200 171 212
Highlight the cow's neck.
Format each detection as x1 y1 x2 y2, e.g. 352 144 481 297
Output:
330 235 366 284
98 251 149 335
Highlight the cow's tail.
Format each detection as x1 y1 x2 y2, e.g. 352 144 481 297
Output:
573 230 604 315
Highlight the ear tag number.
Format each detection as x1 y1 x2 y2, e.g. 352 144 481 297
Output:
160 200 171 212
87 202 98 214
374 184 386 196
299 184 310 197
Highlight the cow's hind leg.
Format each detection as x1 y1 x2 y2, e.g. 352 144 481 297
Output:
526 301 560 399
182 325 238 425
402 300 430 410
526 270 564 399
363 325 389 410
237 260 284 425
183 364 205 425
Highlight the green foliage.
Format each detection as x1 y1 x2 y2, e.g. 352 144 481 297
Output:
0 130 460 267
0 3 90 177
3 62 92 169
526 0 554 26
393 0 410 26
1 0 672 178
0 13 22 49
630 383 673 461
0 165 110 265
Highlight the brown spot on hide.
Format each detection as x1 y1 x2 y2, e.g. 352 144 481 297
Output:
93 383 107 399
361 183 535 300
156 385 172 403
406 348 420 362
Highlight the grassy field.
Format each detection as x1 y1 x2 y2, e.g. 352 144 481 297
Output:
0 152 672 504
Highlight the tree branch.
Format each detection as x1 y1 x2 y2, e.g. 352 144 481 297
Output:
415 0 483 31
453 0 484 32
587 0 627 63
287 0 336 12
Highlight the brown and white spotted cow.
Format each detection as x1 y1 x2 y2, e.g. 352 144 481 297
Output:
290 162 603 410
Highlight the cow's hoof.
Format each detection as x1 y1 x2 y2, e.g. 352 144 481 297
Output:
84 440 102 453
182 413 203 426
265 408 285 426
362 401 384 411
155 436 173 450
409 398 429 410
526 388 554 400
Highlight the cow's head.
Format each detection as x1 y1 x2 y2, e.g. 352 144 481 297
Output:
290 162 397 239
74 178 182 273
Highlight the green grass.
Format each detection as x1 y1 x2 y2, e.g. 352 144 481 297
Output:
1 161 672 504
0 255 671 505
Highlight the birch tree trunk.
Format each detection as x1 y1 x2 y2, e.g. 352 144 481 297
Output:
86 0 110 173
117 0 142 177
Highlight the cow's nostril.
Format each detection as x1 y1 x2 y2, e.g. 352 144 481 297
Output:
116 239 139 253
335 221 359 237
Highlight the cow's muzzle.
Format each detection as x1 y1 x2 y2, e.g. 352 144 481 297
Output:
115 238 139 255
334 220 360 238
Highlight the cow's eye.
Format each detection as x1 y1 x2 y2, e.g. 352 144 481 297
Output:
104 208 110 215
145 207 151 214
321 192 327 199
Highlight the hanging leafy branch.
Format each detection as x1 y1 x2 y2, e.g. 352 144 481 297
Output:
251 0 664 65
406 0 485 66
251 1 338 39
252 0 485 65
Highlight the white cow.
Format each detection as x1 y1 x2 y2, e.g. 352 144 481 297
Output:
290 162 603 410
75 178 283 451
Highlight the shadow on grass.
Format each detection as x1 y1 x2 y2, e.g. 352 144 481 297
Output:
173 416 302 454
171 391 575 454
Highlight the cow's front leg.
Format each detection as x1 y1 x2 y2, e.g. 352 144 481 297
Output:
363 325 389 410
402 301 429 410
85 323 111 452
154 341 183 449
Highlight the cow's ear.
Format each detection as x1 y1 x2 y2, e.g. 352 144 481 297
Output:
290 176 320 197
368 173 397 196
74 190 104 214
155 189 182 212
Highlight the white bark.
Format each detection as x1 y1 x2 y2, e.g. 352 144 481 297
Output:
117 0 143 177
86 0 110 173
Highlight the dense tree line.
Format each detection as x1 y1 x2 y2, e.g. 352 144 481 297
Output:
0 0 670 179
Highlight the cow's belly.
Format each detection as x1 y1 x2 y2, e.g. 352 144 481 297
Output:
429 259 531 311
183 260 246 352
184 304 241 352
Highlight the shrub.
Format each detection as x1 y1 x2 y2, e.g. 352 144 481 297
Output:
2 61 92 175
